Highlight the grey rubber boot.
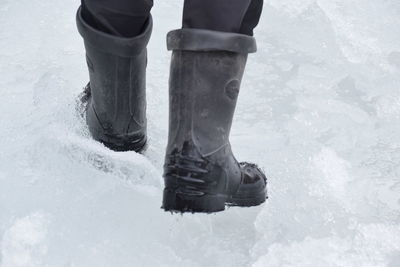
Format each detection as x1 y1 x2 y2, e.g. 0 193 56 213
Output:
76 7 152 152
162 29 267 213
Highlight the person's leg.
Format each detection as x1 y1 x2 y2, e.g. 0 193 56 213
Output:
76 1 153 152
240 0 264 36
81 0 153 37
182 0 263 36
162 0 267 212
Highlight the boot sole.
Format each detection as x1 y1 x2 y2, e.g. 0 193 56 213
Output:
100 136 147 153
162 188 266 214
226 192 267 207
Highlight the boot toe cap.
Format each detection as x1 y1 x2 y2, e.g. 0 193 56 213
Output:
227 162 267 206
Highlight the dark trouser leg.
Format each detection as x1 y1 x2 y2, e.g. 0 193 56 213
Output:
81 0 153 37
182 0 263 36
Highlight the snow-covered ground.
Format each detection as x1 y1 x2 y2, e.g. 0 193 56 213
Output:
1 0 400 266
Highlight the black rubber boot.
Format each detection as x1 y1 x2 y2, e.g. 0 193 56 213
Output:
162 29 267 213
76 7 152 152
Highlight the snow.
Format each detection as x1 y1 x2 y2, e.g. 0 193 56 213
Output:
1 0 400 266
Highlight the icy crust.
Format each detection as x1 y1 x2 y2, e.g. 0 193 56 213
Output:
253 223 400 267
1 0 400 266
1 213 50 267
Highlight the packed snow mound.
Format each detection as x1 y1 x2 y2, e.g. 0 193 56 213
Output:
1 0 400 266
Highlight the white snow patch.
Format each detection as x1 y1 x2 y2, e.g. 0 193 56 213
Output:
1 213 50 267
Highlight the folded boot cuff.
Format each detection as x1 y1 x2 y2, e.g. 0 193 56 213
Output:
76 6 152 57
167 28 257 54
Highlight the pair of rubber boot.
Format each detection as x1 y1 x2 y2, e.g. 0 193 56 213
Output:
77 8 267 213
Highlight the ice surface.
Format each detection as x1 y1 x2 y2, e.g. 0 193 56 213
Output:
1 0 400 266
